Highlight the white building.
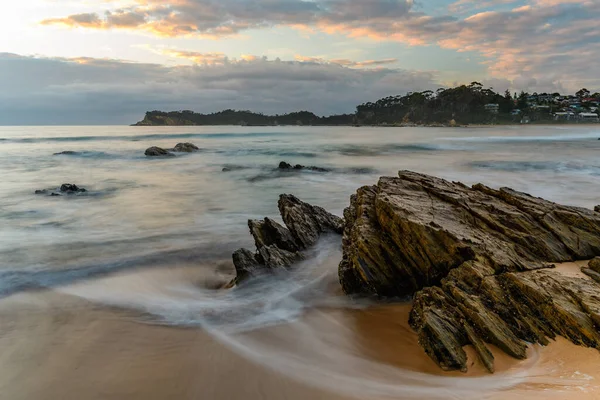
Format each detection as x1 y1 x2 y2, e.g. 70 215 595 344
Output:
484 103 499 113
578 112 599 122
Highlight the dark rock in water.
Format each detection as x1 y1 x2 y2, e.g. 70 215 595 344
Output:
279 194 344 249
53 151 79 156
232 249 262 283
60 183 86 193
222 165 248 172
595 205 600 213
171 142 199 152
278 161 329 172
35 184 87 196
231 195 343 285
248 218 300 253
338 170 600 372
257 245 303 268
145 146 174 157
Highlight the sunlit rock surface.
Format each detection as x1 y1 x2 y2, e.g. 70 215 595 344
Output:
339 170 600 372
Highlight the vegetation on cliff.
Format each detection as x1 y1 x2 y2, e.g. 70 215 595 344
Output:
134 84 599 126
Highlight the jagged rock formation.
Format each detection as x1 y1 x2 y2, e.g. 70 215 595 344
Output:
145 146 174 157
231 194 343 285
339 171 600 372
278 161 329 172
171 143 199 152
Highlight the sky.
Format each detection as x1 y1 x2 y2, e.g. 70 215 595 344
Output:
0 0 598 124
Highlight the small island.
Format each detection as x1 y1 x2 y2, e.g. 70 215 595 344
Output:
134 84 600 127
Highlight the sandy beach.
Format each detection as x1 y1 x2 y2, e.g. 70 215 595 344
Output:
1 261 599 400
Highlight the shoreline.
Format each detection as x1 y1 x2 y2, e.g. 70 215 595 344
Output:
131 122 600 128
1 261 599 399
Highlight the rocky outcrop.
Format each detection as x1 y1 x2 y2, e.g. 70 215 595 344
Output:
145 146 174 157
171 143 199 152
339 171 600 372
278 161 329 172
595 205 600 213
230 195 342 285
35 183 87 196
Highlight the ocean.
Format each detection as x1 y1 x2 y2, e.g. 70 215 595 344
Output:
1 124 599 399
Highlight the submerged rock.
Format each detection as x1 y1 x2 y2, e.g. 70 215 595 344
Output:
278 161 329 172
339 170 600 372
595 205 600 213
35 183 87 196
171 143 199 152
231 195 342 285
60 183 86 193
145 146 174 157
53 151 79 156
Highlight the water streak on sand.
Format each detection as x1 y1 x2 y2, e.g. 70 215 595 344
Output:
1 125 600 399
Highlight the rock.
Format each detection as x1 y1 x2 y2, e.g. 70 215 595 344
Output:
588 257 600 273
53 151 79 155
145 146 174 157
171 143 199 152
595 205 600 213
257 245 303 268
35 184 87 196
248 218 300 253
278 161 329 172
232 249 262 283
339 171 600 298
60 184 86 193
231 195 342 285
581 267 600 283
279 194 344 249
339 171 600 372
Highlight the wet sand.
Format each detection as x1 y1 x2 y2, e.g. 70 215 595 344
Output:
1 261 600 400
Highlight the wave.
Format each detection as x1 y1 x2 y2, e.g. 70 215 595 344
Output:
51 237 558 399
0 131 292 144
217 148 319 158
325 143 464 156
0 241 238 299
446 131 600 143
52 150 121 160
468 160 600 175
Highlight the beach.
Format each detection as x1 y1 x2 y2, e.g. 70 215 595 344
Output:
1 261 600 400
1 124 600 399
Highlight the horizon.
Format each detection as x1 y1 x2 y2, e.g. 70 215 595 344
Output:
1 0 599 125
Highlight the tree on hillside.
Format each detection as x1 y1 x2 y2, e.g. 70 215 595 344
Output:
576 88 590 99
517 91 529 111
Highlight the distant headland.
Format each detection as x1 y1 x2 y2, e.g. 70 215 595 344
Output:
133 83 600 127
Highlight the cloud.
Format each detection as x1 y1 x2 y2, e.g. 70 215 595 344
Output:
295 55 398 68
0 53 439 125
39 0 416 38
33 0 600 95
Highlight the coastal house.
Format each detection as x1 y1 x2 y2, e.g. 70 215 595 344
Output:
553 112 575 121
578 112 599 122
484 103 499 113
